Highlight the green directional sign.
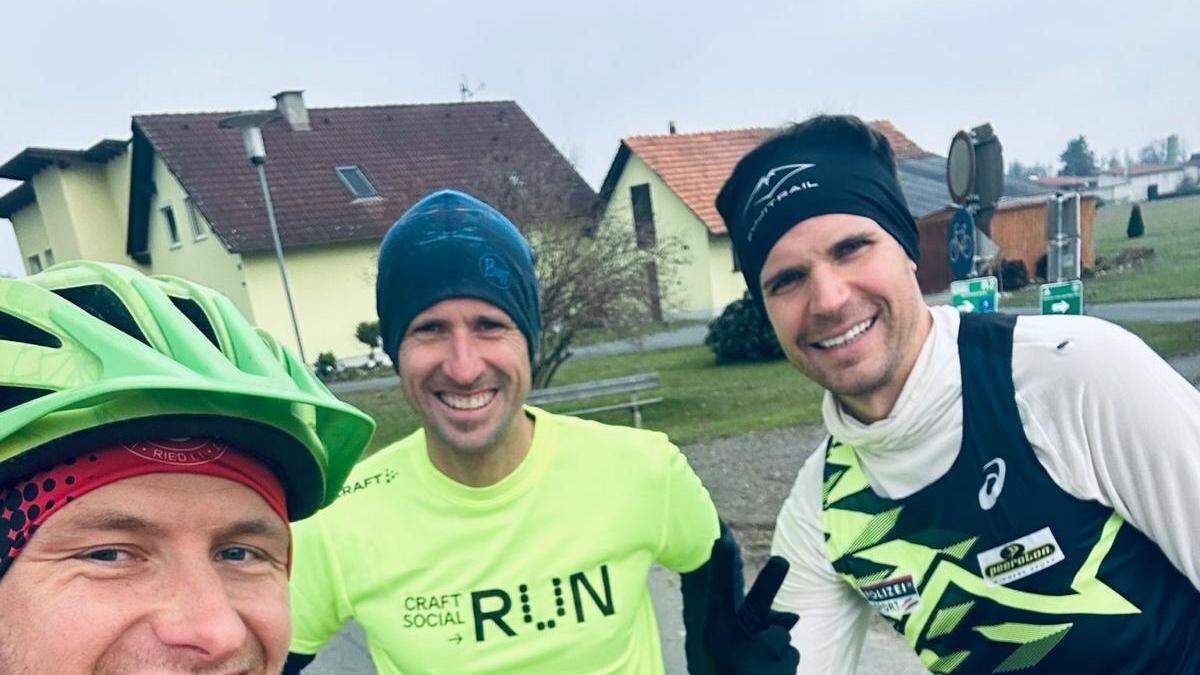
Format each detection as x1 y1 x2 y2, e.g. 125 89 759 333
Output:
950 276 998 314
1040 280 1083 315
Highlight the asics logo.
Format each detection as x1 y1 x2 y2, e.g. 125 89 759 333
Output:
978 458 1006 511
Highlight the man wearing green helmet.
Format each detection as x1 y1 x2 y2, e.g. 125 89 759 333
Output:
0 261 374 674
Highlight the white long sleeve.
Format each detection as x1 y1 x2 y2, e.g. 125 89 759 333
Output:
1012 314 1200 589
769 306 1200 673
771 450 872 675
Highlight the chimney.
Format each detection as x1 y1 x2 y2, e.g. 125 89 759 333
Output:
273 90 311 131
668 120 677 135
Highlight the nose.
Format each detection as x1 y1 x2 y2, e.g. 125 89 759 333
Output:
807 265 851 317
149 561 249 662
442 329 486 386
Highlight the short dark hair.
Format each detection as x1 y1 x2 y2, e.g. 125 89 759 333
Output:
759 114 898 179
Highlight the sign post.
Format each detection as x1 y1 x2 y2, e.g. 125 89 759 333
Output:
951 276 999 314
947 208 976 281
946 124 1005 282
1040 280 1084 315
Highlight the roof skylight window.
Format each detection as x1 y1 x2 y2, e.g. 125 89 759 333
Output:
335 166 380 199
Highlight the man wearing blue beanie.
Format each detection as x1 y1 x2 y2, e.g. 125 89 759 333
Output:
287 190 790 674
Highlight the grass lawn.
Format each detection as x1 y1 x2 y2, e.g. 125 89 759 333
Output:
338 319 1198 453
1005 194 1200 306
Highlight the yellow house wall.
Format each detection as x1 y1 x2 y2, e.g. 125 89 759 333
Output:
26 166 84 261
57 163 127 264
706 234 749 313
241 241 380 361
144 155 251 312
600 153 715 318
8 150 135 273
9 203 51 274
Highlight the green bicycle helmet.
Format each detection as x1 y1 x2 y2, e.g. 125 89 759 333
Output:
0 261 374 520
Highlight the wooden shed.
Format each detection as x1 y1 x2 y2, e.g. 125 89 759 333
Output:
915 195 1096 293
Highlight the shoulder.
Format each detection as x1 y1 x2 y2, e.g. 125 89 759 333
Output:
534 407 677 463
776 436 829 542
1012 314 1163 392
311 428 423 518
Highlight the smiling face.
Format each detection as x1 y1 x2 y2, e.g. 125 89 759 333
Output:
0 473 292 675
396 297 532 459
759 213 931 422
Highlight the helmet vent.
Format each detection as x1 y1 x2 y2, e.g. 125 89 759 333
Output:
0 309 62 348
52 285 151 347
169 297 220 350
0 385 55 413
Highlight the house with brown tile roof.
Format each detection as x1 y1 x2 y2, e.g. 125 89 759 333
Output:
599 121 1060 313
0 90 594 360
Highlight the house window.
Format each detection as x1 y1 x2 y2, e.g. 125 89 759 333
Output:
27 254 42 275
161 206 180 247
185 198 206 240
630 184 656 250
43 249 55 267
335 166 379 199
628 183 663 321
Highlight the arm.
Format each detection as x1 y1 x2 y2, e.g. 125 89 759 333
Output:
282 653 316 674
682 521 800 674
645 441 793 672
771 450 872 675
287 512 355 663
1015 318 1200 588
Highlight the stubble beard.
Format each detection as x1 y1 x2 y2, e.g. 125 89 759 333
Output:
92 640 269 674
427 401 518 457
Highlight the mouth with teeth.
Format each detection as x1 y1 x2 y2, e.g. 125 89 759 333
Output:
810 316 877 350
437 389 498 411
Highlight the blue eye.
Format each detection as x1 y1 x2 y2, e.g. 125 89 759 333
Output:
218 547 259 562
81 548 132 562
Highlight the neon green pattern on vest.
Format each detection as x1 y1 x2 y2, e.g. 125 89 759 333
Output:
822 440 1139 672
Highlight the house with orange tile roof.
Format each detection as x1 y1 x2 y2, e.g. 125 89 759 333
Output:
599 121 1060 314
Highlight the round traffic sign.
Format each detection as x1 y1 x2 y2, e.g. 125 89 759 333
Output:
947 207 975 280
947 130 975 205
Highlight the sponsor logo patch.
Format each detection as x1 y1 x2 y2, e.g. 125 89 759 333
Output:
123 438 226 466
976 526 1065 586
859 574 921 617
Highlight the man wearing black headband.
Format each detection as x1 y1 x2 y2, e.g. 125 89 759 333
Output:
717 115 1200 673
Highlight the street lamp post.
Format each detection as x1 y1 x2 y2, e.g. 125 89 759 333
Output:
217 111 307 364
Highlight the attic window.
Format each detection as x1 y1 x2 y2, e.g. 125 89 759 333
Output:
335 166 379 199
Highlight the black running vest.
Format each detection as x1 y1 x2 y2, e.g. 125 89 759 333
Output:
821 312 1200 673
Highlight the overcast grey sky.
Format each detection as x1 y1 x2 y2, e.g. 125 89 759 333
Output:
3 0 1198 276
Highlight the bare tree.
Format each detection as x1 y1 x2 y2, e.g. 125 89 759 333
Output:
472 149 686 388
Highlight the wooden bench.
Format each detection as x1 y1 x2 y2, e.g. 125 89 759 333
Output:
526 372 663 428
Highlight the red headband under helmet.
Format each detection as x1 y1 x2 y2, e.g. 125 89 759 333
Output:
1 438 288 578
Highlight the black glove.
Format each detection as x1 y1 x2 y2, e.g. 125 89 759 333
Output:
683 523 800 674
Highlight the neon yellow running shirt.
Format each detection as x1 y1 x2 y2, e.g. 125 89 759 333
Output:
289 406 719 674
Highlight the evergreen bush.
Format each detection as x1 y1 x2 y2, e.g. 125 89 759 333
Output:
1127 204 1146 238
704 292 785 363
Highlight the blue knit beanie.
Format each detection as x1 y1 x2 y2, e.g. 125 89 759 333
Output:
376 190 540 369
